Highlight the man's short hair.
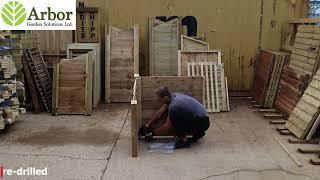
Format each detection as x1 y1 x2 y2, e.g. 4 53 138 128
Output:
155 86 171 98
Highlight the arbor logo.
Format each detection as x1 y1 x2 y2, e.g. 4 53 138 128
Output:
1 1 26 26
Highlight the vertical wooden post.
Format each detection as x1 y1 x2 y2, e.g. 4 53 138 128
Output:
131 101 138 157
131 77 141 157
133 25 139 75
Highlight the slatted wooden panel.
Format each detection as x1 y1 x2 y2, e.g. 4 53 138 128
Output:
251 51 275 105
106 25 139 103
285 69 320 139
149 18 179 76
66 43 100 108
181 35 209 51
139 76 204 126
52 53 92 115
178 50 221 76
187 62 229 112
262 51 290 108
275 67 310 118
289 25 320 76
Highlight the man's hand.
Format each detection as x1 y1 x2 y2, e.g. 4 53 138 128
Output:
138 125 154 141
138 125 151 136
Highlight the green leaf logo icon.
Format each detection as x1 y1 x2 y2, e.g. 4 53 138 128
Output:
1 1 26 26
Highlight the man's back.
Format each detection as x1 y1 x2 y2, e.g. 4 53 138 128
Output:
168 93 207 121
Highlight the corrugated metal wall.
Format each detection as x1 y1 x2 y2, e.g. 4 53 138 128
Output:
41 0 308 91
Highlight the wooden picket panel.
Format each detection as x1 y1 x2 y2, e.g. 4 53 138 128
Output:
187 62 229 112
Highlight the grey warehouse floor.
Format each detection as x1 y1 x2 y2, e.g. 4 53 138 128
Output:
0 98 319 180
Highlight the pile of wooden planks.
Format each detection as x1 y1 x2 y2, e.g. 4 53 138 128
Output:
149 18 180 76
52 53 93 116
131 76 204 157
22 48 52 112
285 68 320 140
288 25 320 76
0 55 25 129
105 25 139 103
274 67 310 118
67 43 101 108
185 62 229 112
0 33 38 84
251 50 290 108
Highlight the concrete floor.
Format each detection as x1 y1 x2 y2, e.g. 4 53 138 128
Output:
0 98 319 180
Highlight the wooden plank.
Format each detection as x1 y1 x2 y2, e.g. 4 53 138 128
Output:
274 136 303 167
310 159 320 165
259 109 277 113
270 120 287 125
288 138 320 144
298 148 320 154
225 77 230 111
264 113 284 119
279 130 293 135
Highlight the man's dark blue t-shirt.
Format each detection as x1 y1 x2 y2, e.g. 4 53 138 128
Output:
168 93 208 136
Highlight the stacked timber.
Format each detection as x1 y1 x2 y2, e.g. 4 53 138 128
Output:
251 50 290 108
285 68 320 140
274 67 310 118
0 55 25 129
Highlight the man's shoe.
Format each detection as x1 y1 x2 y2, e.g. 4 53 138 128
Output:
188 131 206 143
174 139 191 149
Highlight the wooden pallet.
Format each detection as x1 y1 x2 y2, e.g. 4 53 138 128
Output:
23 48 52 112
21 55 42 113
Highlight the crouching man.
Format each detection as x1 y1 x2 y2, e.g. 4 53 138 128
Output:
139 86 210 149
